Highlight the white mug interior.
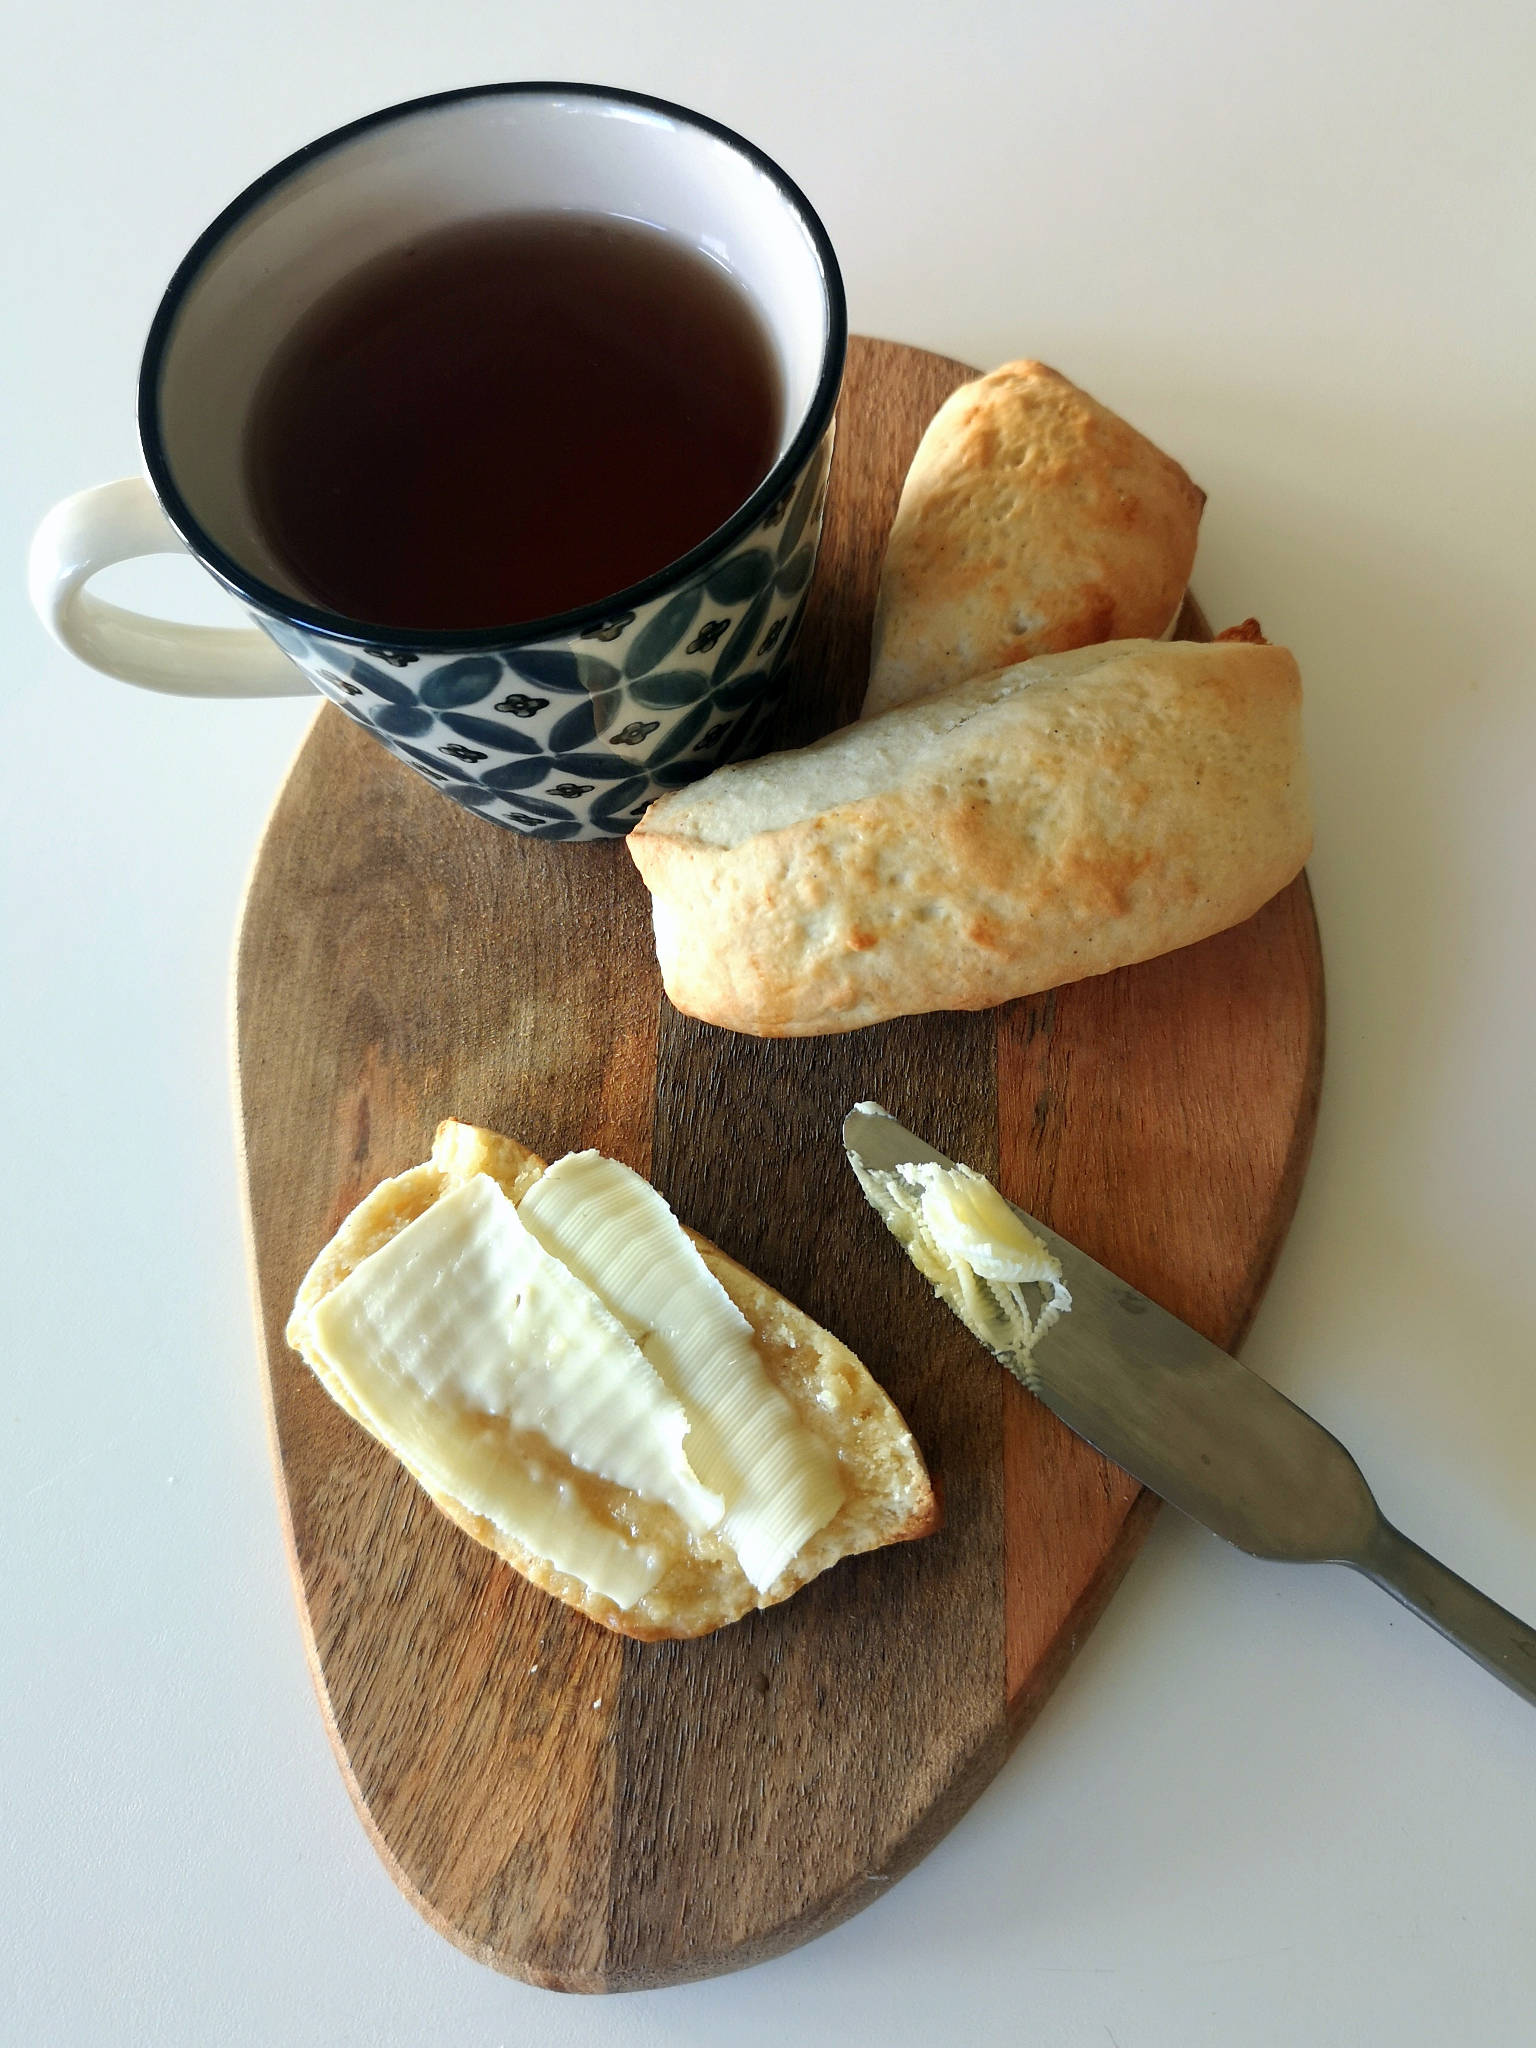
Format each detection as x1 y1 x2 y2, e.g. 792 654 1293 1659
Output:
152 87 836 610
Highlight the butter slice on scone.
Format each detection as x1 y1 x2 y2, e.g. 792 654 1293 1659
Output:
286 1120 936 1639
629 634 1310 1038
863 361 1204 719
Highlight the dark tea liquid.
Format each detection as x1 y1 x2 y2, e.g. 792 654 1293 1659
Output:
244 213 783 629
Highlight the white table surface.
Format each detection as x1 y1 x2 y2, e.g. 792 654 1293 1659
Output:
5 3 1535 2041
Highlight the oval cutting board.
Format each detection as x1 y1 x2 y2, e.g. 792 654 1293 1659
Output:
234 337 1324 1992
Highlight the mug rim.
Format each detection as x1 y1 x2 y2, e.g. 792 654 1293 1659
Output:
137 80 847 654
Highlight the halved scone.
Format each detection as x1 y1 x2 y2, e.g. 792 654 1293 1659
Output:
286 1120 937 1639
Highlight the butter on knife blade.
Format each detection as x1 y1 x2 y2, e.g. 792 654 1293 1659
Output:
841 1100 1536 1707
843 1100 1070 1377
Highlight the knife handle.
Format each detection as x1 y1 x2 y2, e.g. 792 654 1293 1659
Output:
1354 1520 1536 1707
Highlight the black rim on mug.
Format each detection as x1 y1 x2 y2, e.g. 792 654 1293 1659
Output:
137 81 849 655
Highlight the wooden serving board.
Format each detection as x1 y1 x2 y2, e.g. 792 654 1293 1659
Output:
235 337 1324 1992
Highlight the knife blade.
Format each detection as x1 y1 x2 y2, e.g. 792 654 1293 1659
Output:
843 1102 1536 1706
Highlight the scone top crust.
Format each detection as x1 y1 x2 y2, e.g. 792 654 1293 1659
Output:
630 637 1310 1037
864 360 1204 718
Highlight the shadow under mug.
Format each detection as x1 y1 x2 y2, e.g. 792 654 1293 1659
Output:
29 83 847 841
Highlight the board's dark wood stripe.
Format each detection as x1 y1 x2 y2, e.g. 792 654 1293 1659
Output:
604 340 1008 1986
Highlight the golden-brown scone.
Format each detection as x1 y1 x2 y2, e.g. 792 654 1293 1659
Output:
863 361 1204 719
286 1121 937 1639
630 635 1309 1037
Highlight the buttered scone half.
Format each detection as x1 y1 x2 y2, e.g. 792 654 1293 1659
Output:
286 1120 937 1639
863 360 1204 720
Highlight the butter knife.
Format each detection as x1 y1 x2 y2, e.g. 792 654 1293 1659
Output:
843 1103 1536 1706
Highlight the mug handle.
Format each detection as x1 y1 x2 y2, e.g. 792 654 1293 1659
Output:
28 478 314 698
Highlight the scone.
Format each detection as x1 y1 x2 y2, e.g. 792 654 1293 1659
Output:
630 632 1309 1037
864 360 1204 719
286 1119 937 1639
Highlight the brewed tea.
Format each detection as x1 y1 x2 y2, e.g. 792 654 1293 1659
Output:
245 212 783 630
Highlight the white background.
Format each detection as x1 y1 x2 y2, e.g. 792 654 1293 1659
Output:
5 3 1535 2042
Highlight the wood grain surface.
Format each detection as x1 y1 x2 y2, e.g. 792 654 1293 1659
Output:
234 336 1325 1992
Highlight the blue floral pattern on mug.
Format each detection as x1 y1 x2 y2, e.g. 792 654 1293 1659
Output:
252 426 834 841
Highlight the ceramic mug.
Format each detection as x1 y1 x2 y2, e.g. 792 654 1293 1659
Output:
29 83 846 841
